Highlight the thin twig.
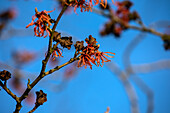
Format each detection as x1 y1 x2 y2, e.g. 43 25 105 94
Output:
0 81 19 102
28 105 40 113
45 57 79 75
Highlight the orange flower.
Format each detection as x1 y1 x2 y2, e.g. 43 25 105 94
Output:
52 47 63 60
63 0 92 13
105 107 110 113
63 0 113 13
77 53 95 69
26 8 54 38
93 0 108 8
94 51 115 67
76 35 115 69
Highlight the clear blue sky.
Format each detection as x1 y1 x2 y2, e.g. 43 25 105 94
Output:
0 0 170 113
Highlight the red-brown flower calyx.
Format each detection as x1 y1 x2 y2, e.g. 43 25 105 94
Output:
53 31 61 42
35 90 47 106
53 31 73 50
162 34 170 50
59 36 73 50
164 40 170 50
0 70 11 81
74 41 84 51
85 35 99 50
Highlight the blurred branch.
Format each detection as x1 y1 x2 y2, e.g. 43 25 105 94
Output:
122 32 153 113
132 60 170 74
106 62 139 113
131 75 154 113
0 27 33 40
0 60 38 80
123 32 147 75
92 8 166 38
121 21 170 113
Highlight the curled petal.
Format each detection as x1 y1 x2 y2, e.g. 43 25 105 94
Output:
52 48 63 60
26 8 54 38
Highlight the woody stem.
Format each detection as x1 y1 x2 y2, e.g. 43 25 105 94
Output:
13 5 68 113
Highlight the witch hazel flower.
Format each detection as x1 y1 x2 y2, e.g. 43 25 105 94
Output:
26 7 55 38
63 0 92 13
75 35 115 69
94 51 115 67
63 0 113 13
52 47 63 60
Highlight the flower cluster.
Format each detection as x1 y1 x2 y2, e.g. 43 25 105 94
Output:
100 1 140 37
74 35 115 69
26 8 54 38
52 31 73 60
62 0 112 13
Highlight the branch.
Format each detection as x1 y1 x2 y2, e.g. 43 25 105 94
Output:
13 57 79 113
40 5 68 77
13 5 68 113
45 57 79 75
0 81 19 102
28 105 38 113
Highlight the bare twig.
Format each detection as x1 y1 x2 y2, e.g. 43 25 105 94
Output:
45 57 79 75
0 81 19 102
28 105 37 113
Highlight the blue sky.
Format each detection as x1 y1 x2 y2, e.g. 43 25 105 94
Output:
0 0 170 113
